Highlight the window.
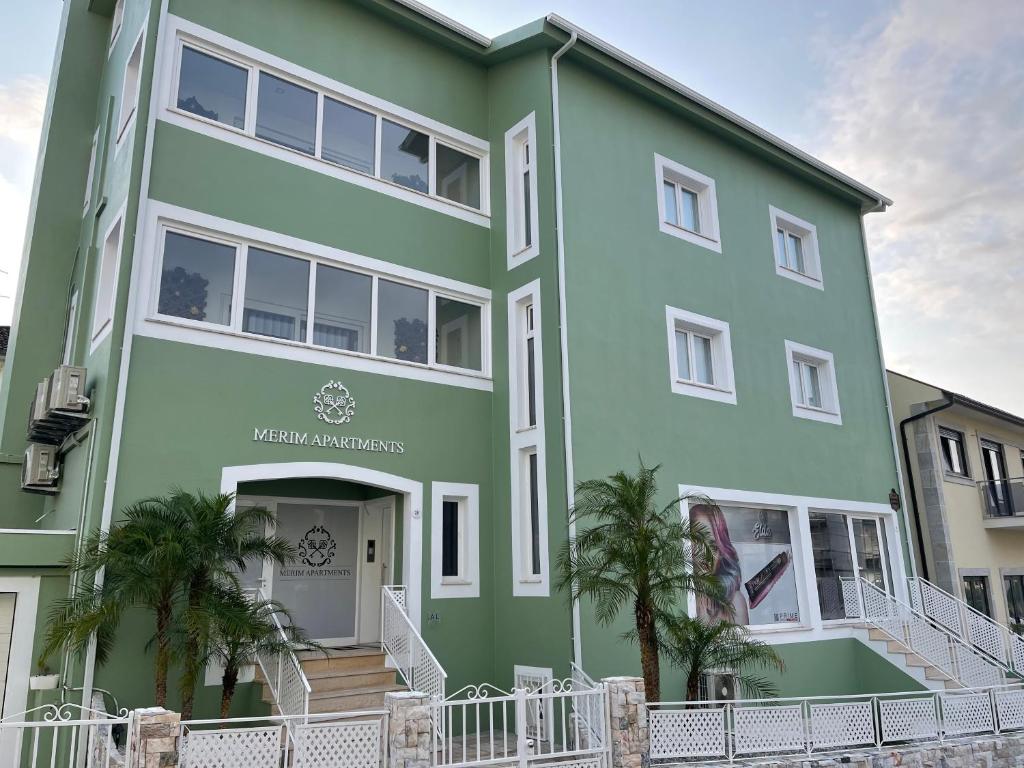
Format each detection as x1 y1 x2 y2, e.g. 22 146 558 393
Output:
83 129 99 212
939 427 970 477
809 512 892 621
380 119 429 194
321 97 375 174
109 0 125 49
62 291 79 365
963 575 992 617
91 217 124 345
153 224 487 376
524 450 542 577
117 33 143 144
785 340 841 424
176 46 248 130
430 482 479 598
980 439 1013 518
521 304 537 428
1004 575 1024 629
169 33 488 215
665 307 736 404
769 207 822 288
256 72 317 155
655 154 721 252
158 231 236 326
505 113 539 265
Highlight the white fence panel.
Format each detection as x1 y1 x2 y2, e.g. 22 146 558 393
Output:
294 720 382 768
879 698 938 743
941 693 994 736
809 701 875 750
732 705 804 756
180 726 282 768
649 708 726 759
996 689 1024 731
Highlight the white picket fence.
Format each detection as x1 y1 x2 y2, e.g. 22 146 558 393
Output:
0 703 132 768
648 683 1024 763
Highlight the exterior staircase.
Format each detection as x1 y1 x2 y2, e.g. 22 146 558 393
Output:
855 624 965 690
259 647 407 714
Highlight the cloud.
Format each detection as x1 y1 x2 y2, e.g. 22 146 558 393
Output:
811 0 1024 413
0 76 46 148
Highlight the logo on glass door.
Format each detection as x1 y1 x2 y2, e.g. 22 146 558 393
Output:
313 380 356 425
299 525 337 567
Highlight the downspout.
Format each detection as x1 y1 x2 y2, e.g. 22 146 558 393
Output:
549 27 579 667
898 396 954 582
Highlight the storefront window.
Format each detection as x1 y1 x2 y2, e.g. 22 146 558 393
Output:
691 505 800 627
809 511 855 620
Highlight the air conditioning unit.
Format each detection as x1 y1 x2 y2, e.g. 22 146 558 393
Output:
27 366 90 444
700 672 737 702
48 365 89 413
21 443 60 494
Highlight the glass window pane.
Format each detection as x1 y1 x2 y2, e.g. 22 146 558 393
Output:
256 72 317 155
523 166 532 247
529 452 541 575
376 279 427 363
435 297 482 371
321 97 375 174
681 188 700 232
853 519 886 590
436 144 480 209
801 362 822 408
158 232 236 325
776 228 787 267
526 335 537 427
441 499 459 578
674 330 691 380
243 248 309 341
381 119 428 193
693 334 714 385
313 264 371 353
809 511 855 620
788 233 805 273
177 47 248 130
663 181 678 226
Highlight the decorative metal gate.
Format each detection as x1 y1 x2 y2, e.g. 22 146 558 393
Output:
432 678 609 768
0 703 133 768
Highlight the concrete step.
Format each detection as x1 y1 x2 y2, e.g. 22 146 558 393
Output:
305 667 399 693
886 640 912 655
305 683 408 714
869 628 892 642
925 667 953 681
298 647 388 675
903 653 931 667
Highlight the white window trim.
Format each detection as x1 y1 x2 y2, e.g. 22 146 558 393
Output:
134 200 493 391
116 27 146 150
785 340 842 425
156 15 490 228
83 128 99 213
505 112 540 268
655 153 721 253
508 280 549 597
90 209 127 353
665 306 736 405
769 205 823 289
430 482 480 599
62 290 79 366
0 577 40 748
108 0 125 53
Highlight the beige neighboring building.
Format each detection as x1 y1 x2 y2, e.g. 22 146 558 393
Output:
889 370 1024 629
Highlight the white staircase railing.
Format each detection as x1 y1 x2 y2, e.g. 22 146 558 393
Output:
381 585 447 702
252 586 311 721
842 576 1006 688
909 576 1024 675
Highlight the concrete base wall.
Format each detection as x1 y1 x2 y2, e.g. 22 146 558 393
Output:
751 734 1024 768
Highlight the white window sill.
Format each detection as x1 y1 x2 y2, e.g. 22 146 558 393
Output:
792 402 842 425
659 219 722 254
776 262 824 290
943 472 976 488
671 377 736 405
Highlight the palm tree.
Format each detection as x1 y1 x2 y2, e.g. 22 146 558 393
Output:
200 586 320 720
661 614 785 701
41 501 189 706
556 459 723 702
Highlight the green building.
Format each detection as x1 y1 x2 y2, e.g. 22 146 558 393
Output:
0 0 933 724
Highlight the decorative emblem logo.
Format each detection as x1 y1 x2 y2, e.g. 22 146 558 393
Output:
298 525 336 568
752 510 773 540
313 380 356 425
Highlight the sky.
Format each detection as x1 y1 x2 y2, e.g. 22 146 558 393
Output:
0 1 1021 412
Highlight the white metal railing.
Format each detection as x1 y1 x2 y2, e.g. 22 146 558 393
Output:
251 586 312 724
570 662 606 750
0 703 133 768
842 576 1006 688
178 710 387 768
909 576 1024 674
648 683 1024 763
381 585 447 702
433 679 609 768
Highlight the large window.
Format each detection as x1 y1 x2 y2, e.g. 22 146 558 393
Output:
171 37 487 212
505 113 539 266
770 206 823 288
153 225 487 375
809 512 892 621
655 154 721 253
939 427 970 477
785 340 842 425
963 575 993 617
665 307 736 404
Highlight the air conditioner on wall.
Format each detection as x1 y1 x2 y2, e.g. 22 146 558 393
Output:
27 365 90 444
21 443 60 494
700 671 738 702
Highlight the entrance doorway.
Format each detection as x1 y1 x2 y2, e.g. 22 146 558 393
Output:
241 494 395 647
810 511 894 621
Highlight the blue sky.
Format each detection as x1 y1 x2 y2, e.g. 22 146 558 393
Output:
0 1 1021 413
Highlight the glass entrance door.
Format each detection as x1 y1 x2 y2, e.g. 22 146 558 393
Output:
810 511 892 621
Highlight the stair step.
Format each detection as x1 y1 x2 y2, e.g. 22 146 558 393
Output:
868 628 891 642
903 653 931 667
306 684 408 714
299 648 388 674
305 668 399 693
945 680 964 690
925 667 952 681
886 640 912 654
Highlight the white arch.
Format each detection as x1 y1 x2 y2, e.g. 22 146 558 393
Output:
220 461 423 629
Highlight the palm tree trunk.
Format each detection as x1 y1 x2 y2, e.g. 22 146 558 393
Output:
219 665 239 724
686 666 701 701
154 600 171 707
180 637 199 720
635 600 660 702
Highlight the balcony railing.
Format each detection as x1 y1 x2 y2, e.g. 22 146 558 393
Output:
978 477 1024 520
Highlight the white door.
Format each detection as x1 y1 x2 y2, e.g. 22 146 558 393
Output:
358 497 392 644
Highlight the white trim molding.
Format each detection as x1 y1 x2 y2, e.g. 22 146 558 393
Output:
430 482 480 599
89 205 128 354
655 153 722 253
0 576 41 766
665 306 737 405
785 339 842 425
505 112 540 268
770 205 823 289
156 14 490 227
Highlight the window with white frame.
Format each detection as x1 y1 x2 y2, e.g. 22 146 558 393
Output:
521 449 543 578
171 37 487 213
117 32 143 144
785 340 841 424
655 154 721 253
431 482 479 599
769 206 822 288
153 224 488 375
938 426 970 478
505 113 539 266
62 290 79 366
665 307 736 404
92 217 124 344
83 129 99 212
109 0 125 49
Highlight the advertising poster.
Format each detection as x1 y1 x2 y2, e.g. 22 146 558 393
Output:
691 504 800 626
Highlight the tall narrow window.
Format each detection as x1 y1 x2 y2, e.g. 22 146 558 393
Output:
505 113 539 265
663 179 700 233
431 483 479 598
441 499 461 579
785 341 841 424
526 450 541 576
938 427 969 477
117 34 143 143
963 575 993 617
1004 575 1024 628
109 0 125 48
792 359 822 409
770 206 822 288
83 129 98 212
981 439 1012 517
62 291 79 365
91 217 123 343
525 304 537 427
435 296 482 371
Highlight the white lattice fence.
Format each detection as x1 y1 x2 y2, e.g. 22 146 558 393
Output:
294 720 382 768
180 727 282 768
732 706 804 756
650 709 726 759
996 689 1024 731
808 701 874 751
878 698 938 743
941 693 994 736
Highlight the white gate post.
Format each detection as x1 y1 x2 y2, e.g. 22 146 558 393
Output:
602 677 648 768
514 687 529 768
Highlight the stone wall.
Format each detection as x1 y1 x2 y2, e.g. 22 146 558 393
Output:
605 676 649 768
